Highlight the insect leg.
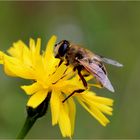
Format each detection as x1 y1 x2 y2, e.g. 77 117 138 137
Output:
58 59 63 67
77 66 88 88
62 89 85 103
65 61 69 66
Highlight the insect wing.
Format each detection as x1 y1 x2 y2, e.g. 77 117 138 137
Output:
98 55 123 67
78 59 115 92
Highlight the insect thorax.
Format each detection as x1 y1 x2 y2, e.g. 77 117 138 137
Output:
65 45 84 67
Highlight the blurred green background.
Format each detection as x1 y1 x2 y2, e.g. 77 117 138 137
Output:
0 1 140 139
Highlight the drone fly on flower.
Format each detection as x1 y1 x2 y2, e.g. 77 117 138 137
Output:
54 40 123 101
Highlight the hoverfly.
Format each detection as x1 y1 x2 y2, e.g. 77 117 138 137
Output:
54 40 123 102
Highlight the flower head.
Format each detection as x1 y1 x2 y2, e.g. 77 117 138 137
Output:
0 36 113 137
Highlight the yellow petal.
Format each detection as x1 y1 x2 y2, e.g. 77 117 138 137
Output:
67 98 76 135
78 98 110 126
30 38 41 66
81 94 113 115
93 96 113 106
29 38 36 52
88 83 102 88
58 96 72 137
44 35 57 61
89 103 110 126
50 63 68 83
8 40 34 68
27 90 48 108
21 82 42 95
3 56 20 77
77 91 113 126
3 55 35 79
7 40 29 59
50 90 60 125
81 91 113 106
92 102 113 115
35 38 41 55
4 63 16 77
42 35 58 77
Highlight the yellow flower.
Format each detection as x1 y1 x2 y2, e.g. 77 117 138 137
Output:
0 36 113 137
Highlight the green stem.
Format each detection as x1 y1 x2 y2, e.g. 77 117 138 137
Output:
16 115 37 139
16 92 51 139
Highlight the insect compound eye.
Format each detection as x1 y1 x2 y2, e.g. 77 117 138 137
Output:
58 40 70 57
